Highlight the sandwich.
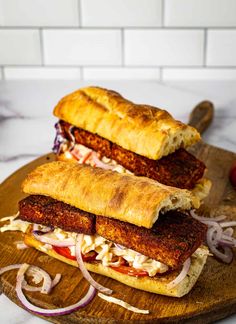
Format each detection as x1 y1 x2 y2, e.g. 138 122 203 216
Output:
52 86 211 199
11 161 208 298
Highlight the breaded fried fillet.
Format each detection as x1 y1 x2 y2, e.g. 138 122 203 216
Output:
19 195 206 268
19 195 95 235
60 121 205 190
96 211 207 269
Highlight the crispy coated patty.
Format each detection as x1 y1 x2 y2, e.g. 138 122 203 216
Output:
60 120 205 190
19 195 207 269
19 195 95 235
96 211 206 269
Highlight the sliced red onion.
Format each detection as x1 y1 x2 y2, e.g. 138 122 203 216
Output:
190 210 226 222
16 264 96 316
0 264 22 275
219 221 236 228
92 154 115 170
98 293 149 314
51 273 62 288
114 243 126 250
218 240 235 248
33 231 75 247
16 242 29 250
33 224 52 233
167 258 191 289
190 210 235 264
75 234 112 295
221 234 236 247
27 265 53 294
23 273 61 293
207 228 233 263
223 228 234 237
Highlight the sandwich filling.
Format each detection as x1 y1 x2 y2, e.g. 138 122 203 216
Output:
1 214 206 280
18 195 207 270
53 120 206 190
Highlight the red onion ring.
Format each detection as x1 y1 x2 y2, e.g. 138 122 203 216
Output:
114 243 126 250
219 221 236 228
33 224 52 233
190 210 226 222
167 258 191 289
0 264 22 275
16 264 96 316
207 227 233 263
23 273 61 292
27 265 53 294
75 234 112 295
33 231 75 247
190 210 235 263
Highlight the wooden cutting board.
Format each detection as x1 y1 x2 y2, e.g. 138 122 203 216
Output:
0 102 236 323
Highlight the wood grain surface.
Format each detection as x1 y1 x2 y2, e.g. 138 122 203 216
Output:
0 100 236 323
0 145 235 323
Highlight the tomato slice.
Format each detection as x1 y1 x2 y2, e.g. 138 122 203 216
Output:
52 246 97 262
110 265 148 277
53 246 76 260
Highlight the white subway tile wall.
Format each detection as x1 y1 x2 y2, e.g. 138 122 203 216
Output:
0 0 79 27
43 29 122 65
165 0 236 27
0 29 41 65
125 29 204 66
0 0 235 80
207 30 236 66
81 0 162 27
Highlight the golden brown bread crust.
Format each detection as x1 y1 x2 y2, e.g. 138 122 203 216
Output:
22 161 200 229
53 86 200 160
60 121 205 190
24 233 208 297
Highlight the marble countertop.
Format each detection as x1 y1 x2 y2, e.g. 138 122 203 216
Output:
0 80 235 323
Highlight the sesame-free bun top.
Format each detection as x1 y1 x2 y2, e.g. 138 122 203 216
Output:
53 86 200 160
22 161 200 229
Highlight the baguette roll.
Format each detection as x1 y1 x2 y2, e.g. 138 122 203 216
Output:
22 161 200 229
53 87 200 160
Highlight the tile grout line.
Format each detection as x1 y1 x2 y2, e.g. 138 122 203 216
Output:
161 0 165 27
0 26 236 30
78 0 82 27
204 29 208 67
39 28 44 66
121 28 125 66
1 65 236 69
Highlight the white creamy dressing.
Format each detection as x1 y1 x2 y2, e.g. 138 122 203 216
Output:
0 214 30 233
0 217 168 276
65 143 132 174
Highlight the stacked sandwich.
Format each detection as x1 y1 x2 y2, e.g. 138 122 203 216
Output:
9 87 210 298
17 161 208 297
52 86 211 199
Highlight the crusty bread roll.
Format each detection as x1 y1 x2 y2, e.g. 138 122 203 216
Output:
24 233 208 298
22 161 200 229
53 87 200 160
56 152 211 202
